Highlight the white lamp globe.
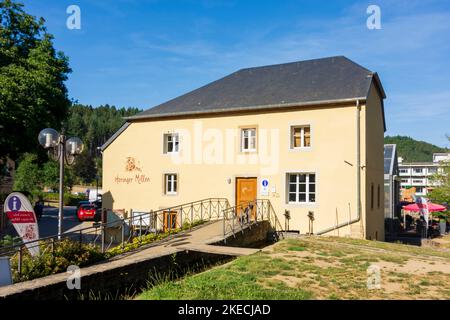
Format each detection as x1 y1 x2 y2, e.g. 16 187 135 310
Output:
38 128 60 149
66 137 84 155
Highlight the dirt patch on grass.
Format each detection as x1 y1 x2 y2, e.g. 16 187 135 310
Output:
378 259 450 275
259 236 450 299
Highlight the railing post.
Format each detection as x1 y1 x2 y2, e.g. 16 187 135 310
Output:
180 206 183 229
18 245 22 276
261 200 265 221
232 210 235 235
209 199 212 220
139 215 143 243
121 220 125 249
191 204 194 228
200 202 203 221
101 209 106 254
222 209 226 237
217 199 219 219
51 238 55 259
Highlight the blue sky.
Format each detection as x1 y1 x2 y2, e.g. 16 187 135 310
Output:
20 0 450 147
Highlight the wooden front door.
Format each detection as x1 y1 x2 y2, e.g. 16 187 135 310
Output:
163 211 177 232
235 177 257 219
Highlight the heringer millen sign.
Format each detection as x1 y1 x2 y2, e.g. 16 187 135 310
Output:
3 192 40 256
114 157 150 185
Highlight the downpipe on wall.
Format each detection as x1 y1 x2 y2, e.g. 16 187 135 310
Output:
316 99 362 236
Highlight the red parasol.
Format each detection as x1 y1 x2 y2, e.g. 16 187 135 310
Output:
402 202 446 212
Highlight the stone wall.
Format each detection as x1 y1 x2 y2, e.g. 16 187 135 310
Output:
0 250 233 300
214 221 275 248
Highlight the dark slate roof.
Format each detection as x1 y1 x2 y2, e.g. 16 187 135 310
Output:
127 56 385 121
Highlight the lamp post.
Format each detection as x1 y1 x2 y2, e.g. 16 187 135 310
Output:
38 128 84 239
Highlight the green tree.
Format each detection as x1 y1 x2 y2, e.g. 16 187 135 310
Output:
72 151 97 184
13 153 41 196
65 104 140 186
41 160 58 190
41 160 75 191
0 0 71 160
428 137 450 204
384 135 448 162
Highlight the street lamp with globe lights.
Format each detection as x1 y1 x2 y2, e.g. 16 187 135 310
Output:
38 128 84 239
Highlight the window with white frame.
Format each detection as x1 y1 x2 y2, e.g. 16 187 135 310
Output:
163 133 179 154
413 168 423 174
428 167 437 174
164 174 178 195
291 125 311 149
399 168 408 174
287 173 316 203
241 128 257 152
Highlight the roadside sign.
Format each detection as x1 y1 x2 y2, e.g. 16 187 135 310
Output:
3 192 40 257
261 179 269 196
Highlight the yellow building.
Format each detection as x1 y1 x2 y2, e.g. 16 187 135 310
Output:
101 56 387 240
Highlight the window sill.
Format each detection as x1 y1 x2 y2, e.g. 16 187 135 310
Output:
289 147 312 152
285 202 317 207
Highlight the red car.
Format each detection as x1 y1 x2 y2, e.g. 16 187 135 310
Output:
77 204 97 222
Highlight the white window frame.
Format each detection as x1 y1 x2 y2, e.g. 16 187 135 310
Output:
290 125 311 149
164 174 178 195
287 173 316 204
163 133 179 154
240 128 257 152
427 168 437 174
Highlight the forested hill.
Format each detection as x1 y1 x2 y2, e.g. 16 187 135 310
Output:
66 104 142 156
384 135 448 162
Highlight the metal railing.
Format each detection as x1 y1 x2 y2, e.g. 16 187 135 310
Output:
222 199 284 241
0 198 230 276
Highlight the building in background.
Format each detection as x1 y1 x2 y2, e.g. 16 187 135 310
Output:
384 145 400 232
399 153 449 198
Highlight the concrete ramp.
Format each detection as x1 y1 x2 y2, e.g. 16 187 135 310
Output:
178 243 260 256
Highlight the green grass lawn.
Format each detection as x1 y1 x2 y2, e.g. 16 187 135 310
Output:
137 236 450 300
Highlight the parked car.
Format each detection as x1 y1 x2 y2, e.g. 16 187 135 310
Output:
77 200 91 209
77 204 97 222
